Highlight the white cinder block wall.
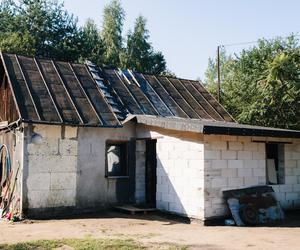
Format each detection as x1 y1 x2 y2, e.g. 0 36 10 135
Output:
203 135 300 219
135 140 146 204
24 125 78 210
203 135 266 219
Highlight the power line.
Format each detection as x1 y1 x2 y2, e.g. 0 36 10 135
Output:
220 33 300 48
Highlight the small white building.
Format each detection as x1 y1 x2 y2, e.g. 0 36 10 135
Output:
0 52 300 222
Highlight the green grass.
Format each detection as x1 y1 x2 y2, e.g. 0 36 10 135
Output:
0 238 145 250
0 238 187 250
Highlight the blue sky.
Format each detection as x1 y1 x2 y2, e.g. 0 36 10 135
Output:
64 0 300 80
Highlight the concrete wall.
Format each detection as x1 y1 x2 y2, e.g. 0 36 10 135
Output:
23 124 78 212
23 122 137 214
137 125 205 219
76 123 136 208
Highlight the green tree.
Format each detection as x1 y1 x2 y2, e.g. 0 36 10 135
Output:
101 0 125 67
205 36 300 129
80 19 104 65
122 15 166 74
0 0 81 61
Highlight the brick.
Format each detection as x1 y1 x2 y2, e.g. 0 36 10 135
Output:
238 151 252 160
221 168 237 178
228 160 243 168
211 160 227 169
238 168 252 177
205 150 221 160
228 142 243 151
253 168 265 177
221 151 237 160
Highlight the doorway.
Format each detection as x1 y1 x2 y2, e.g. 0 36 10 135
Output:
145 139 157 207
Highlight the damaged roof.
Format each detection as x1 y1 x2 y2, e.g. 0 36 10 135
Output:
0 52 234 127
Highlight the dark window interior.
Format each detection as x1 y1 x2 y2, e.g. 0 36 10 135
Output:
106 142 128 177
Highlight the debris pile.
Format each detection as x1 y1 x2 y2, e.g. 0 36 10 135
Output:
223 186 284 226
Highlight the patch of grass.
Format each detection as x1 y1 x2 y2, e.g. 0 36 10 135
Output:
0 238 145 250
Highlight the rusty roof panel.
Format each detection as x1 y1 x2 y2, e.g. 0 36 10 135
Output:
1 52 237 127
71 64 119 126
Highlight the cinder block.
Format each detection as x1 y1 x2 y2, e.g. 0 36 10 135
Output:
189 160 202 169
205 150 221 160
221 151 237 160
156 200 169 210
211 160 227 169
136 140 146 152
293 152 300 160
221 168 237 178
65 126 77 139
50 172 76 190
285 176 297 184
59 139 78 156
221 135 237 142
228 177 244 187
293 184 300 192
244 160 258 168
253 168 265 177
27 173 51 191
244 142 258 151
33 125 61 138
211 177 227 188
279 184 293 192
238 151 252 160
286 193 298 201
27 138 59 156
27 190 50 208
189 142 203 151
286 160 297 168
210 141 227 150
183 151 203 160
228 142 243 151
244 177 259 186
238 168 252 177
228 160 244 168
47 189 76 207
293 167 300 175
253 151 265 160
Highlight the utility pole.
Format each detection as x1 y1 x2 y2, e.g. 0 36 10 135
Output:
217 45 221 103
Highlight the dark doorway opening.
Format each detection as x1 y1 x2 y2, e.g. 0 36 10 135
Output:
145 139 157 207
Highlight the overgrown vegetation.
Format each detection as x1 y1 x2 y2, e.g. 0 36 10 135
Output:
0 0 167 74
0 238 187 250
204 35 300 130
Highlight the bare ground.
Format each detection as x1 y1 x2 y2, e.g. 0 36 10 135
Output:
0 211 300 250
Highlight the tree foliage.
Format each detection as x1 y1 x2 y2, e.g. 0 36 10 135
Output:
204 36 300 129
122 16 166 74
0 0 81 61
0 0 167 74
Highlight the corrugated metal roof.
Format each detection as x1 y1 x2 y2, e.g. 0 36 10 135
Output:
1 52 235 127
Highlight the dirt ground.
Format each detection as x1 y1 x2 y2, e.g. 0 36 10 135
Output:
0 211 300 250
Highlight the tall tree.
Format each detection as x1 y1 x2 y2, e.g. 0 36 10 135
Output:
101 0 125 67
204 36 300 130
80 19 104 65
0 0 81 61
122 15 166 74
